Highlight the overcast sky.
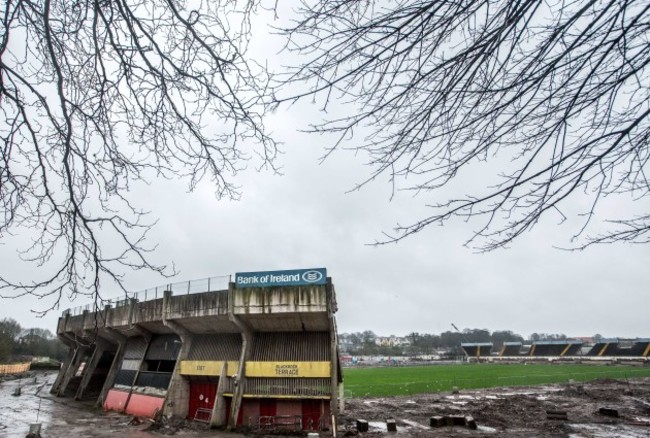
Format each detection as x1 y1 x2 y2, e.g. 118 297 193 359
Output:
4 108 648 339
1 4 648 340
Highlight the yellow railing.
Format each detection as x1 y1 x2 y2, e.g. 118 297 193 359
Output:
0 362 31 375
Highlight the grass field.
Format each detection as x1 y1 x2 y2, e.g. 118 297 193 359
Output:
343 363 650 398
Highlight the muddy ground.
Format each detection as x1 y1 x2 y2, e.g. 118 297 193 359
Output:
0 371 243 438
339 378 650 437
2 372 650 437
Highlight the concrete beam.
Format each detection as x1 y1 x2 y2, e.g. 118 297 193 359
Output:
97 326 126 346
124 323 152 341
57 332 76 349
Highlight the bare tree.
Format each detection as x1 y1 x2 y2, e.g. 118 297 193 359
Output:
277 0 650 249
0 0 276 313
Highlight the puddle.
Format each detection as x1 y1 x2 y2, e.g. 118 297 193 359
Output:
568 423 650 438
401 419 429 430
367 420 387 431
0 372 239 438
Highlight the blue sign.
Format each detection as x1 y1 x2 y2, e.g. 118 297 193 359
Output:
235 268 327 288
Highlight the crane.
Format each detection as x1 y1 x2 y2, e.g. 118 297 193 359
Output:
451 323 470 343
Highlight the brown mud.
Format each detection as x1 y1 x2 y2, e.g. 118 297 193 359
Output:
338 378 650 437
0 371 243 438
2 372 650 437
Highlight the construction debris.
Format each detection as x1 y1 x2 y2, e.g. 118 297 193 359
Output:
429 415 478 429
546 409 568 420
598 407 620 417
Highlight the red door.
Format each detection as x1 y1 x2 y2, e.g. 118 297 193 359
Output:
302 400 322 431
188 381 217 422
260 398 277 417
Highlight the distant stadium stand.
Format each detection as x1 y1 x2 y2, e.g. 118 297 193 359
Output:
586 339 619 356
499 342 522 356
529 340 583 357
616 339 650 357
465 337 650 363
461 343 493 358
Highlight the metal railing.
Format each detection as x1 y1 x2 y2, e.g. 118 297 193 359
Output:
61 274 232 317
255 415 303 432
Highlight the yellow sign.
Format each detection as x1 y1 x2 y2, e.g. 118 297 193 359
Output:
245 361 330 378
179 360 238 376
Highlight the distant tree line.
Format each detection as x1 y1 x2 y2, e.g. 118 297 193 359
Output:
340 329 577 356
0 318 67 362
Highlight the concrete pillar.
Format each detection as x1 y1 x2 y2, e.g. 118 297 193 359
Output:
75 338 109 400
329 320 339 421
227 281 253 431
57 345 87 397
97 328 127 407
128 298 137 326
328 278 340 422
161 334 193 418
162 291 194 419
210 362 228 427
50 343 75 395
228 328 250 430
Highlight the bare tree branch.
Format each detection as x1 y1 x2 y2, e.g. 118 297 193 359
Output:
276 0 650 250
0 0 277 314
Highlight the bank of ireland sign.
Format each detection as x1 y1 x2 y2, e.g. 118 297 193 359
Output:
235 268 327 288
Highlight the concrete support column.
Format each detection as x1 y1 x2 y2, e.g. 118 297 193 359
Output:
228 283 253 430
228 328 250 430
161 332 193 418
210 361 229 427
162 290 194 419
75 338 109 400
329 319 339 424
97 328 127 407
57 345 87 397
327 279 340 435
50 342 75 395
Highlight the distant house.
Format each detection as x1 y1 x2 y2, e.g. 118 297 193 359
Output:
375 336 411 347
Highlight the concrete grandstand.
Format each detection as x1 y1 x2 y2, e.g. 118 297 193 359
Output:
51 268 341 432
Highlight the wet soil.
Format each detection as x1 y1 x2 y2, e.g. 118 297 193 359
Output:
0 371 243 438
2 372 650 437
339 378 650 437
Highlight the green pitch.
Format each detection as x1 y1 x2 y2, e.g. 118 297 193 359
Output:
343 363 650 398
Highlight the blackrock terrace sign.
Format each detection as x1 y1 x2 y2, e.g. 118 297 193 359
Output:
234 268 327 288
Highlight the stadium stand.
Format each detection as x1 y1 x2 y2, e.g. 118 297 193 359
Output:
499 342 522 356
617 339 650 357
528 340 583 357
461 343 493 358
585 339 619 356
